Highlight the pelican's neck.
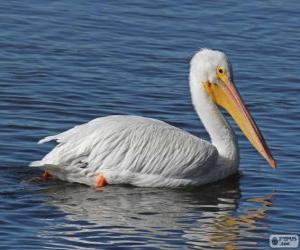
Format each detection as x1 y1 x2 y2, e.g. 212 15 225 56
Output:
189 74 239 169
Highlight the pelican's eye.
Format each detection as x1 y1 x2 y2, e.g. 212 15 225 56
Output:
216 66 226 80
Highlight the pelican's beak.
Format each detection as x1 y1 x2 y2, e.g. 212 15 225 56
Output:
203 69 276 168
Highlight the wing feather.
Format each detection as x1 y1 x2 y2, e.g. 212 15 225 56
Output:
32 115 218 186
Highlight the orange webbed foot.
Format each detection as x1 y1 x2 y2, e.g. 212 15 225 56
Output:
22 171 53 183
41 171 52 180
96 174 107 188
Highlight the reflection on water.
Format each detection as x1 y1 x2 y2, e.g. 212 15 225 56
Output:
200 194 274 250
36 175 274 249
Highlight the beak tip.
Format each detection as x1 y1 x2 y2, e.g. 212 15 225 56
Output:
269 158 277 168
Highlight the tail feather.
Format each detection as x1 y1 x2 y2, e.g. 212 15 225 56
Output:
29 161 60 171
29 160 43 167
30 160 95 186
38 135 58 144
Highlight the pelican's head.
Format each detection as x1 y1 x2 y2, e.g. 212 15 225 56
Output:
190 49 276 168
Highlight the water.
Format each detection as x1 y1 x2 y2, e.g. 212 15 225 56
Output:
0 1 299 249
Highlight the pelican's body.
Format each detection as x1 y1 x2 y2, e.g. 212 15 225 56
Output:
31 49 275 187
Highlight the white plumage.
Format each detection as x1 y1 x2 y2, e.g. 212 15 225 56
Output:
31 48 275 187
31 115 221 187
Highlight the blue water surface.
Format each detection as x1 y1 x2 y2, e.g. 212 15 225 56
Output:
0 1 299 249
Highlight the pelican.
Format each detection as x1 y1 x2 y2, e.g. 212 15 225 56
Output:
30 49 276 187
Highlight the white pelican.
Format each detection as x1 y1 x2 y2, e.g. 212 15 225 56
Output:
30 49 276 187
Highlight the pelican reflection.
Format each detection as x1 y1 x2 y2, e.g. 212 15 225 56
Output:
41 176 274 249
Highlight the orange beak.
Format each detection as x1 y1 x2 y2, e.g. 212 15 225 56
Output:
204 69 276 168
